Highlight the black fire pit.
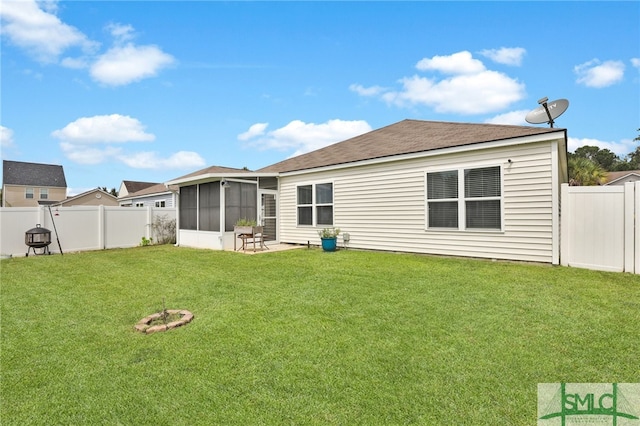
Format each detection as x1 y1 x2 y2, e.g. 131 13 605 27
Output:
25 224 52 256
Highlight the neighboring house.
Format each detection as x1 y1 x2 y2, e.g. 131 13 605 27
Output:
604 170 640 186
52 188 119 207
2 160 67 207
117 180 158 198
166 119 569 264
118 182 176 208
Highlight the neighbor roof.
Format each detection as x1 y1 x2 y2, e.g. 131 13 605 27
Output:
2 160 67 187
120 183 171 199
604 170 640 185
257 119 565 173
121 180 159 193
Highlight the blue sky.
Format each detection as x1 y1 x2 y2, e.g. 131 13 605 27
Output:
1 1 639 196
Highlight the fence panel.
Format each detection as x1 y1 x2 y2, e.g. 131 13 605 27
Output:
561 182 637 273
0 206 176 257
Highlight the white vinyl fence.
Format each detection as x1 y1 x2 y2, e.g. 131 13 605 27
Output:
561 182 639 273
0 206 176 257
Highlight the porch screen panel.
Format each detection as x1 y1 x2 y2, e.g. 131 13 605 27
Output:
199 182 220 231
179 185 197 230
225 182 257 231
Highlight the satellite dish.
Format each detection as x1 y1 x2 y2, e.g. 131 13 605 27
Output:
525 97 569 127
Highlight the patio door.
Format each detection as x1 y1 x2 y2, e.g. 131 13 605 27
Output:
259 190 277 243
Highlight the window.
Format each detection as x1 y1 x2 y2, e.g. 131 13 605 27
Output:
39 188 48 199
427 166 501 230
297 183 333 226
135 202 144 207
25 188 34 199
155 200 166 208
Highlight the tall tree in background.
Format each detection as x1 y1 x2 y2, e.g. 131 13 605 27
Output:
568 157 608 186
100 187 119 197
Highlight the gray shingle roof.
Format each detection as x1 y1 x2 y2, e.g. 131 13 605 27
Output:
121 180 159 193
2 160 67 187
256 119 564 173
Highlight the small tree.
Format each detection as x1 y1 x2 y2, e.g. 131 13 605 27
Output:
568 157 608 186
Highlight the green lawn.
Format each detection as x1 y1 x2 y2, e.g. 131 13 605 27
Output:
1 246 638 425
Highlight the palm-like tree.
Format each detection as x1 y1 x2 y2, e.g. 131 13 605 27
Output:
568 157 608 186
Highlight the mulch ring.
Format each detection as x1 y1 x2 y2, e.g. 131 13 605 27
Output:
135 309 194 334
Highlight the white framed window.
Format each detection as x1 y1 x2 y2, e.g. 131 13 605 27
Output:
25 188 34 199
296 182 333 226
40 188 49 199
427 166 502 231
155 200 166 208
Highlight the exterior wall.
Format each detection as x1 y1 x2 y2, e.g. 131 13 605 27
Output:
120 193 174 208
3 184 66 207
61 191 119 206
278 141 559 263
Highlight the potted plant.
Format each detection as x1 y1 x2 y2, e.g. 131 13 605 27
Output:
234 218 257 235
318 227 340 252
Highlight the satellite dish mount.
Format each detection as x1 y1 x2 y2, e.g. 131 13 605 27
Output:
525 97 569 128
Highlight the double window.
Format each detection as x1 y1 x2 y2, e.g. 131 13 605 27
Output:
297 183 333 226
427 166 501 230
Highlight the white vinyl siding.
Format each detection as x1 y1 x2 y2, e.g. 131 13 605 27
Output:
278 141 558 263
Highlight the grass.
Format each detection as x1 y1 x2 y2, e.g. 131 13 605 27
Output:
1 245 638 425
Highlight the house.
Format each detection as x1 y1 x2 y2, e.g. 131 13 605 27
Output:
52 188 119 207
117 180 158 198
118 182 176 208
2 160 67 207
604 170 640 186
166 119 569 264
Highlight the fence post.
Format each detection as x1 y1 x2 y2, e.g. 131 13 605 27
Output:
560 183 570 267
635 182 640 274
98 205 105 249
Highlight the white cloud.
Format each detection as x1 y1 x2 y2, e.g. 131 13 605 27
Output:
52 114 204 168
568 137 637 157
1 125 15 148
106 22 135 44
631 58 640 69
484 110 531 126
117 151 206 170
574 59 625 88
416 51 485 74
239 119 372 157
349 83 386 97
353 51 525 115
90 43 175 86
0 0 97 63
479 47 526 66
51 114 155 144
238 123 269 141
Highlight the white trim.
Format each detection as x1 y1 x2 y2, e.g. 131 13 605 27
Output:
550 140 560 265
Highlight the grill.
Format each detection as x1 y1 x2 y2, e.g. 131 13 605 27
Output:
25 224 52 256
